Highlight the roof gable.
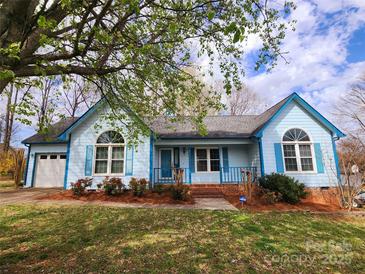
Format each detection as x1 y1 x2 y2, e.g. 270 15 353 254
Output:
253 93 345 138
57 99 105 141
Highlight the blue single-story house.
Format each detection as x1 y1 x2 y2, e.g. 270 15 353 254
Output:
22 92 345 189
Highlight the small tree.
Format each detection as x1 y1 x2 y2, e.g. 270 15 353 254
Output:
338 137 365 210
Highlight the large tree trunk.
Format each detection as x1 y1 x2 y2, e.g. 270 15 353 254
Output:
3 83 19 153
3 84 13 152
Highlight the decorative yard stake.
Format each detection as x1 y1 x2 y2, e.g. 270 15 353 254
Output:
239 195 247 209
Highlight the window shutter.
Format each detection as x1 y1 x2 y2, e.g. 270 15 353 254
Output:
222 147 229 172
314 143 324 173
125 145 134 176
274 143 284 173
173 147 180 168
189 147 195 173
85 145 93 176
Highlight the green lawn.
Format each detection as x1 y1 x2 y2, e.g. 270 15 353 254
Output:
0 205 364 273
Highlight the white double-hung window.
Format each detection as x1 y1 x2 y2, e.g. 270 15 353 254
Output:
195 148 220 172
94 131 125 175
282 128 315 172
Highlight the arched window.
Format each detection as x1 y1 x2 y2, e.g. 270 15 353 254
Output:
94 131 125 175
282 128 314 172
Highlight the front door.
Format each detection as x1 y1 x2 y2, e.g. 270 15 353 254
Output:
160 149 172 178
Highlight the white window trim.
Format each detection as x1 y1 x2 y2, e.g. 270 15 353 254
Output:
195 147 220 173
282 141 317 174
93 144 126 176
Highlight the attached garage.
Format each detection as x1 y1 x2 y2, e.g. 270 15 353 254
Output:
33 154 66 188
22 117 78 188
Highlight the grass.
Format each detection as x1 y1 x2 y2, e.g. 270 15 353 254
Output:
0 205 364 273
0 180 15 192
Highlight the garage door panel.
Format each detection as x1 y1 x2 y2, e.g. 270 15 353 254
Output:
34 154 66 187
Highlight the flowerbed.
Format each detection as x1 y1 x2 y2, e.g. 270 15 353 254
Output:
38 189 194 205
225 194 344 212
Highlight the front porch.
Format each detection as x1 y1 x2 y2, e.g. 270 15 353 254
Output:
151 140 261 185
152 166 258 184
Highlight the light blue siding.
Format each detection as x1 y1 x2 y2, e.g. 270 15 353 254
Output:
24 144 67 187
261 101 338 187
66 105 151 188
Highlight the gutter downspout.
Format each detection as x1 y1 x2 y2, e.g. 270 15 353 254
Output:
23 144 31 187
63 134 72 189
258 137 265 177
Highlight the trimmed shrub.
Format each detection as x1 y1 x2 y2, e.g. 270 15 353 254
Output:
261 190 283 204
129 177 148 197
259 173 307 204
170 183 190 201
152 184 165 195
99 177 125 196
70 178 93 196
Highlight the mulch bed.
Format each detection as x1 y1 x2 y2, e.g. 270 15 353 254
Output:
225 195 346 212
37 189 195 205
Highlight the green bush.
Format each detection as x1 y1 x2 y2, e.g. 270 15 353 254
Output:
259 173 307 204
129 177 148 197
152 184 165 195
98 177 125 196
70 178 93 196
170 183 190 201
261 189 283 204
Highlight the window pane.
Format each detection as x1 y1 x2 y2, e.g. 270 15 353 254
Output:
97 131 124 144
301 158 313 171
210 159 220 171
96 147 108 159
283 145 296 157
197 160 208 172
283 128 310 141
299 145 312 157
210 149 219 160
284 158 298 171
112 146 124 159
196 149 207 159
111 160 124 173
95 160 107 173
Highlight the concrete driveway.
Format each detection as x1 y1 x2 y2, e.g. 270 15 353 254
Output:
0 188 238 210
0 188 62 205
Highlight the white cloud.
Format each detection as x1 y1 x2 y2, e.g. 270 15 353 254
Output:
245 0 365 122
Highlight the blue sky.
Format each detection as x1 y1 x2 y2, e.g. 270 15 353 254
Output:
242 0 365 116
8 0 365 147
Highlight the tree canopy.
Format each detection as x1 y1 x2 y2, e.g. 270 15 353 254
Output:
0 0 295 140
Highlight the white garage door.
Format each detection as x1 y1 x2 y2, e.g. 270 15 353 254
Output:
34 154 66 188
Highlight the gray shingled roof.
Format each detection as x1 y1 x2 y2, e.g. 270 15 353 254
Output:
22 117 79 144
149 115 257 138
150 94 291 138
22 94 291 143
